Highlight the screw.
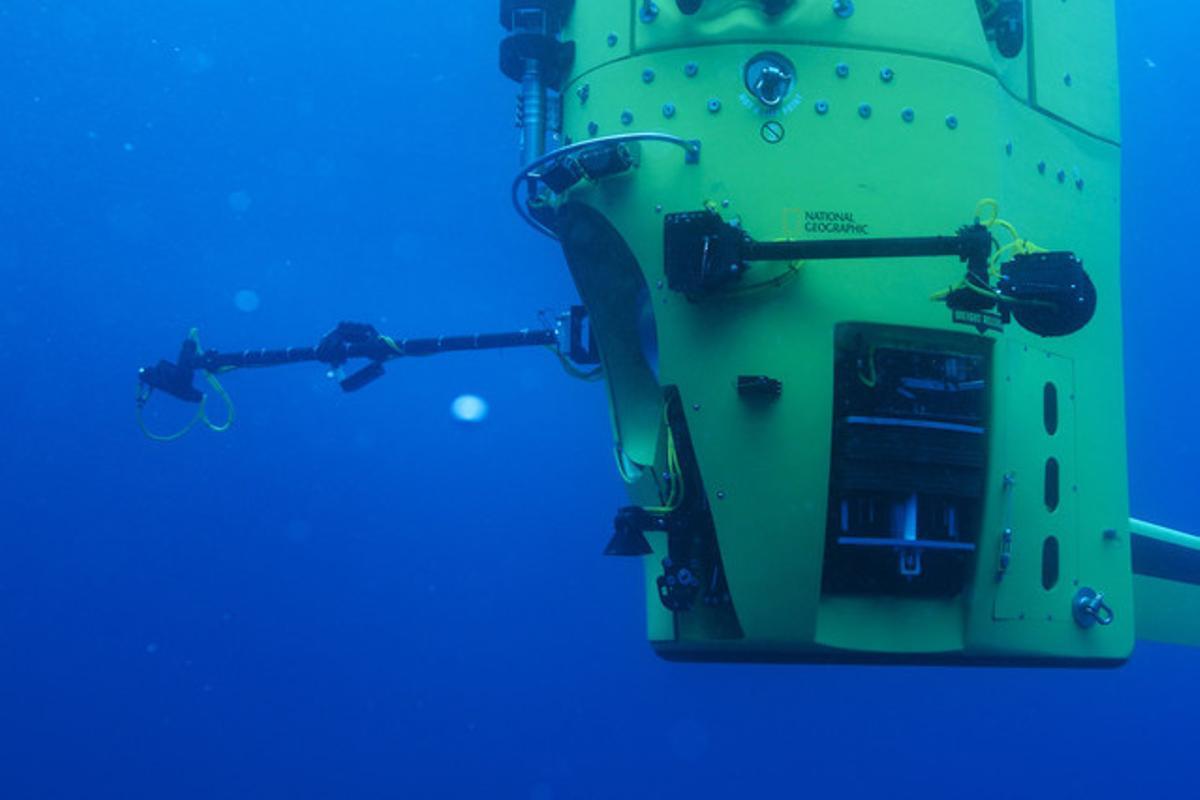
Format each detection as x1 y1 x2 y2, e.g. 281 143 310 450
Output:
880 67 895 83
833 0 855 19
1076 177 1085 191
1057 168 1067 183
606 32 618 47
620 110 634 125
815 99 830 115
576 84 590 105
761 120 785 143
945 114 959 129
835 62 850 78
707 98 722 113
685 61 699 78
858 103 872 119
662 102 676 118
642 68 656 84
1064 73 1073 87
901 107 915 123
1005 140 1013 155
587 121 599 136
1037 160 1047 174
640 0 660 22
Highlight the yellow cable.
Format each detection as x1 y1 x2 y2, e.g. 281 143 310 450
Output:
138 328 236 441
858 345 878 388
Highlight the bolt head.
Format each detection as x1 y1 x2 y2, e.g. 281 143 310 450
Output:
662 102 676 118
620 110 634 125
815 100 830 115
685 62 699 77
606 32 618 47
945 114 959 129
858 103 872 119
707 98 722 113
833 0 855 19
880 67 895 83
835 62 850 78
901 107 915 123
642 68 656 83
587 121 599 136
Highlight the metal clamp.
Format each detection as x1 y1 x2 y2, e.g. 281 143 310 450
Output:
1072 587 1115 629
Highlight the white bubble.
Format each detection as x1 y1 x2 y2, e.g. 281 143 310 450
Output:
451 394 489 423
228 190 252 213
145 643 159 655
233 289 261 312
122 142 134 152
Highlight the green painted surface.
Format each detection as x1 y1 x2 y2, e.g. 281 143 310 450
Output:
549 2 1134 663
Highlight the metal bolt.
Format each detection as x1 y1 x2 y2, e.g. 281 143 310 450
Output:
901 107 915 123
945 114 959 130
640 0 660 22
587 121 599 136
880 67 895 83
606 32 618 47
576 84 590 105
815 99 830 115
620 110 634 126
707 98 722 113
1103 528 1119 540
835 62 850 78
1076 177 1085 191
721 199 730 208
833 0 855 19
716 490 726 500
1037 160 1047 174
1064 73 1073 87
662 102 676 118
685 61 699 78
642 68 656 84
692 403 701 411
1057 168 1067 183
1005 140 1013 155
858 103 872 119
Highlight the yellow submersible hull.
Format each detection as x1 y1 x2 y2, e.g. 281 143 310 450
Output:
498 0 1200 666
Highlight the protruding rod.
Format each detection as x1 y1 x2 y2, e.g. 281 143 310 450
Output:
520 58 546 166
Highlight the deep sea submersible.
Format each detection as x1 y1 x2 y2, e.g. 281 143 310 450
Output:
139 1 1200 666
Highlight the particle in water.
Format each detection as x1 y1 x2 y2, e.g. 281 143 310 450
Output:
233 289 260 312
451 394 489 423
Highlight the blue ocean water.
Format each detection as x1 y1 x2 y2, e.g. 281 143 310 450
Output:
1 2 1196 798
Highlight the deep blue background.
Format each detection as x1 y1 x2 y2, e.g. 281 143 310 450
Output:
1 3 1196 798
